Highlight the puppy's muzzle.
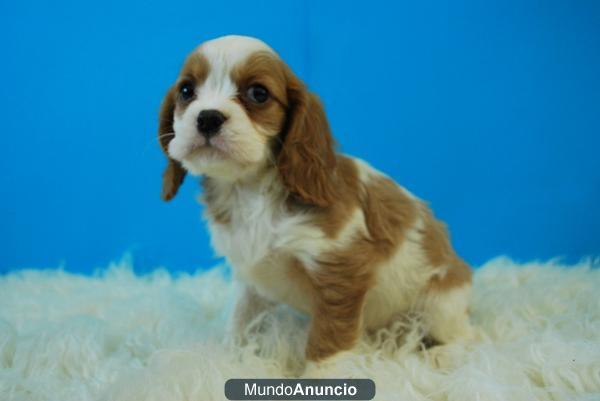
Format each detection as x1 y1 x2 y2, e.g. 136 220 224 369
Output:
197 109 227 138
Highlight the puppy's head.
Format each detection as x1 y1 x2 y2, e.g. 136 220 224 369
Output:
158 35 337 206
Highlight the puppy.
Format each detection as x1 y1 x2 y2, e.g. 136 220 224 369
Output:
158 35 474 362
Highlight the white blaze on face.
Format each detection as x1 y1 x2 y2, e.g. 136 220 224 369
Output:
168 36 278 180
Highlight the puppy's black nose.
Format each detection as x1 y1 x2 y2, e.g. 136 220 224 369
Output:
197 109 226 137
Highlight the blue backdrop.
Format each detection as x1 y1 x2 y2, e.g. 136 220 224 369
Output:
1 0 599 274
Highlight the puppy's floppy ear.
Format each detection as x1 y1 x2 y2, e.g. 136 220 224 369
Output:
278 73 337 207
158 86 186 201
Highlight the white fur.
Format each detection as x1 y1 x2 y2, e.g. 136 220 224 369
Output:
203 169 367 314
363 218 434 330
1 257 599 401
199 35 275 67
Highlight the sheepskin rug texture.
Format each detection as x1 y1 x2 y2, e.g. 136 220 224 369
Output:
1 257 599 401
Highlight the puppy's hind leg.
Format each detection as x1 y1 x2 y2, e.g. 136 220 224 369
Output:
421 283 478 368
423 283 475 344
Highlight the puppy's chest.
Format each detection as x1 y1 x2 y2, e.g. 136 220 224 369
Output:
206 191 307 274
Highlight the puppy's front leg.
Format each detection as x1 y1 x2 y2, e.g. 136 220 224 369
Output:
229 285 275 344
305 290 367 362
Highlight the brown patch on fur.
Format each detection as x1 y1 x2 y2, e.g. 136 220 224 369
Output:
361 175 418 252
158 86 177 154
161 159 186 201
309 155 361 238
231 51 288 134
158 86 186 201
174 53 210 115
179 53 210 89
303 174 419 361
277 66 338 207
420 204 472 290
305 239 378 361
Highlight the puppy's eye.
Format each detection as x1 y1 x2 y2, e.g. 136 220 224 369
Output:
246 84 269 104
179 83 195 101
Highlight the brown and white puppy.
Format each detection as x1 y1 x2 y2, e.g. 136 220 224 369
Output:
158 35 474 363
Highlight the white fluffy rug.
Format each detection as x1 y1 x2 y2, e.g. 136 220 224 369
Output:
1 257 599 401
